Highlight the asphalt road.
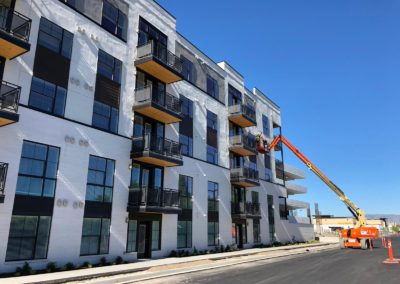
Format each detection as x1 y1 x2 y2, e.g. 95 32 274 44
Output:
138 237 400 284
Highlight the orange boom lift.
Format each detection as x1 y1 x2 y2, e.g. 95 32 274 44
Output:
266 135 378 249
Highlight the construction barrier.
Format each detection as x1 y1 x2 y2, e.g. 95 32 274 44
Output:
382 239 400 264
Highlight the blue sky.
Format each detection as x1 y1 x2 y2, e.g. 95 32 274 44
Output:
156 0 400 216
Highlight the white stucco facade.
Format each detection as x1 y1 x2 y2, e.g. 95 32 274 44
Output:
0 0 314 273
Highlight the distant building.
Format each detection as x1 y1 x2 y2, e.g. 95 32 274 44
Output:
312 216 386 234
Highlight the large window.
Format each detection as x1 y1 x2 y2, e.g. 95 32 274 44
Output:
98 49 122 84
38 17 73 59
265 153 272 181
80 218 110 256
253 219 261 244
208 221 219 246
279 197 288 220
207 145 218 165
138 17 167 47
152 221 161 251
208 182 218 212
206 75 219 100
177 220 192 249
101 0 127 41
29 76 67 117
262 115 270 138
16 141 60 197
86 156 115 203
207 110 218 131
126 220 137 253
267 195 275 242
181 56 195 83
179 175 193 209
6 215 51 261
180 96 193 118
180 135 193 157
92 100 119 133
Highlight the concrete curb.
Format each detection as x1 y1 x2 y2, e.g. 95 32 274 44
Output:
4 242 337 284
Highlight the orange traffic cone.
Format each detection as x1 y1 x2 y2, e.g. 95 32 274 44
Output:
383 239 400 264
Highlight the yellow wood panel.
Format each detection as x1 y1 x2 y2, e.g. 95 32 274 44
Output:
229 146 256 156
0 116 14 126
0 38 27 59
134 106 181 124
133 156 179 167
228 115 256 128
136 60 182 84
231 180 258 187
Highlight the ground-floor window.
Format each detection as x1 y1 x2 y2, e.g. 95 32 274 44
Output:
126 220 137 252
80 218 110 256
253 220 261 243
208 221 219 246
269 224 276 242
152 220 161 251
6 215 52 261
177 220 192 248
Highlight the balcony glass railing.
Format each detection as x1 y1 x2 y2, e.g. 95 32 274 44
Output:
134 85 181 115
0 5 31 41
231 202 261 216
0 81 20 113
132 134 182 160
129 186 179 208
228 103 256 122
136 40 183 74
0 162 7 198
231 167 259 181
229 134 256 149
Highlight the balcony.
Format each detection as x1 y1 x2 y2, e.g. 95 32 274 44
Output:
0 6 31 59
0 162 7 202
228 104 256 128
127 186 181 214
229 134 257 156
231 202 261 219
131 135 183 167
287 199 309 210
230 167 260 187
286 182 307 195
135 40 183 84
133 86 182 124
275 160 306 181
0 81 20 127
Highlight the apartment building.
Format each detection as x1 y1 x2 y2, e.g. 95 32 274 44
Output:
0 0 314 272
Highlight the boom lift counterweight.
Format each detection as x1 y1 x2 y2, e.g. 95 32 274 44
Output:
266 135 378 249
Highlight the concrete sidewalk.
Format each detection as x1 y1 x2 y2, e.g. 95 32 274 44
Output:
1 242 337 284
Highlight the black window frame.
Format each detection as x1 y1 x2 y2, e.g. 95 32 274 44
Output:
179 175 193 210
207 145 218 165
126 219 137 252
206 74 219 100
208 221 219 246
253 219 261 244
16 141 60 198
181 55 195 83
97 49 122 84
101 0 128 41
177 220 192 249
85 155 115 203
207 181 219 212
5 215 52 261
92 100 119 134
179 134 193 157
262 115 270 137
80 217 111 256
279 196 288 220
206 110 218 131
38 17 73 59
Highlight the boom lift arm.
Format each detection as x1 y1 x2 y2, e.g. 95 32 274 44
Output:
267 135 366 227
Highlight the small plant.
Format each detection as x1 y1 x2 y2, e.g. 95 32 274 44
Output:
115 256 123 265
99 257 107 266
81 261 92 269
62 262 75 271
46 262 57 273
169 250 177 257
21 262 34 275
225 245 231 252
184 250 189 257
193 247 198 255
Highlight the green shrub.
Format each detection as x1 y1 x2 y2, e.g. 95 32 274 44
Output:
115 256 124 265
169 250 177 257
193 247 198 255
184 250 189 257
225 245 231 252
46 262 57 273
61 262 75 271
81 261 92 269
15 262 34 276
99 257 107 266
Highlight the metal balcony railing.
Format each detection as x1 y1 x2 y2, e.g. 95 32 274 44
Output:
0 162 7 198
0 5 31 41
228 103 256 122
132 134 182 160
230 167 259 181
0 81 20 113
136 40 183 74
134 85 182 115
229 134 256 149
231 202 261 216
128 186 179 208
